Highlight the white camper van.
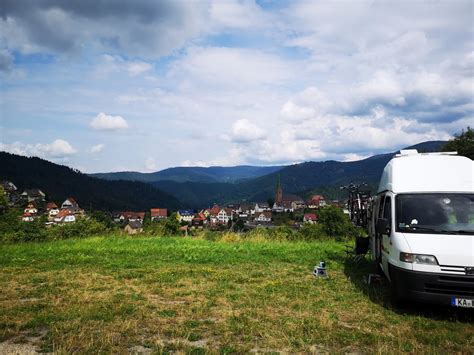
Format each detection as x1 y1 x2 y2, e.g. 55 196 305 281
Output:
370 150 474 306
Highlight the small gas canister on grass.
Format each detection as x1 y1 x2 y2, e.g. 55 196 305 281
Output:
313 261 328 278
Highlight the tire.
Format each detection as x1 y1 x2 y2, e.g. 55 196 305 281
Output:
389 265 405 307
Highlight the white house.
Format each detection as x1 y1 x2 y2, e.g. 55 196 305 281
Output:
61 197 79 210
254 211 272 223
54 209 76 223
24 203 37 215
22 213 35 222
177 210 194 223
217 208 233 224
49 208 60 217
254 202 271 213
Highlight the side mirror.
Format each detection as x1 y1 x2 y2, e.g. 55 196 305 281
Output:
376 218 390 234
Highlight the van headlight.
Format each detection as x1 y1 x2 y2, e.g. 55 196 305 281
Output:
400 252 439 265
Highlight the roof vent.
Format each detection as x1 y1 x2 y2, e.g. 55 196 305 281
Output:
399 149 418 155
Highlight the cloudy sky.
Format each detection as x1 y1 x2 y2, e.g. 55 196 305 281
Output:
1 0 473 173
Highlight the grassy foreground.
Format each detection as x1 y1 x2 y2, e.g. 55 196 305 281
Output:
0 236 473 353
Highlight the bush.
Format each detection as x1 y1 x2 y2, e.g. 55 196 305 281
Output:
47 218 107 240
298 223 328 241
317 206 358 239
269 226 297 241
144 221 166 236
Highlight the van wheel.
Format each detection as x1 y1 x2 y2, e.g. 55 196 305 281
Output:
389 267 404 307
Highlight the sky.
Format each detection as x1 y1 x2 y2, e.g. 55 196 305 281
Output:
0 0 473 173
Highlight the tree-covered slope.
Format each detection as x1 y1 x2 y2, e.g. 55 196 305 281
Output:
152 141 447 208
0 152 181 211
90 165 284 183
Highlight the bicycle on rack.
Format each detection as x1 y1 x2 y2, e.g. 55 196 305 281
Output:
340 183 372 228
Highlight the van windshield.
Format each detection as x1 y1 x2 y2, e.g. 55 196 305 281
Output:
396 193 474 235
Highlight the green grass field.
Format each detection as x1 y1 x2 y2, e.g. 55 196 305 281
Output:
1 236 473 353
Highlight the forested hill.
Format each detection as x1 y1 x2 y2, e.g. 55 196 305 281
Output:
151 141 447 207
90 165 284 183
0 152 181 211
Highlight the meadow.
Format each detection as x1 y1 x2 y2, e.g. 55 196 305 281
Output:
0 235 473 353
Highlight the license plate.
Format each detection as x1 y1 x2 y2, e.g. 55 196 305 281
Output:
451 298 474 308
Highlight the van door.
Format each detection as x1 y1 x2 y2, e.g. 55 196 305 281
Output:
380 195 392 275
372 196 382 262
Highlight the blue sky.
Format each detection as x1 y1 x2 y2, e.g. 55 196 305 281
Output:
1 0 473 172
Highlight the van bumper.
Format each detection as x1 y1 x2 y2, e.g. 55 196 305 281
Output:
390 265 474 305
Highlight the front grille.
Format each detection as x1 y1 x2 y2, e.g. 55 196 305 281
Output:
439 264 474 274
425 274 474 297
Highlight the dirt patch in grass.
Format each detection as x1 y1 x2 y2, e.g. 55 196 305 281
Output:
0 327 47 355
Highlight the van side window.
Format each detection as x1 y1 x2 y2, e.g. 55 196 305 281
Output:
377 196 385 219
383 196 391 224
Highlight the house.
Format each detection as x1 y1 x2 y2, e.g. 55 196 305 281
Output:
281 200 294 212
24 203 38 215
255 202 271 213
282 195 305 211
22 212 35 222
119 211 145 222
238 203 254 215
1 181 19 206
209 212 218 226
61 197 79 211
236 204 252 220
177 210 194 223
272 203 285 213
150 208 167 221
124 220 143 235
1 180 17 193
21 189 46 203
46 202 60 217
307 195 327 209
54 209 76 223
210 204 220 215
254 211 272 224
303 213 318 224
192 212 207 227
217 208 233 224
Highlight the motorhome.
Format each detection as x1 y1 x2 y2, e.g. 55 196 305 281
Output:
369 150 474 306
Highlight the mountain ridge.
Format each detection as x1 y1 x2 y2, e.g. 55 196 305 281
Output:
1 140 448 210
90 165 284 183
0 152 181 211
150 140 448 207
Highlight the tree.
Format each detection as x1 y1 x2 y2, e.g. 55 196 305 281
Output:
267 198 274 208
0 186 8 214
442 127 474 160
317 205 357 238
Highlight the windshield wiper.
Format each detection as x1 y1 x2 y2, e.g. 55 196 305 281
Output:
449 230 474 235
403 226 438 232
403 226 474 234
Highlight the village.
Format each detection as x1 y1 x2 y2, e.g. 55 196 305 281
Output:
0 178 345 235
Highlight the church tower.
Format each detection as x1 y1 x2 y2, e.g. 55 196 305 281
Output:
275 174 283 205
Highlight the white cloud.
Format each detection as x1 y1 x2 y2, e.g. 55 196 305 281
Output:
145 157 158 172
354 70 406 107
90 112 128 131
210 0 271 31
280 101 316 121
89 143 105 153
231 119 266 143
1 139 77 159
127 62 152 76
169 46 295 88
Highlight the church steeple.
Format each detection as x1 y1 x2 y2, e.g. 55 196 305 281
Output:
275 174 283 205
